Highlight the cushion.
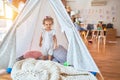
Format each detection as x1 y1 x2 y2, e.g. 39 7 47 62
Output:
23 51 42 59
53 45 67 63
52 58 59 63
0 69 7 75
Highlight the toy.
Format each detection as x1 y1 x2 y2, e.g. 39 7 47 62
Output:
6 68 12 73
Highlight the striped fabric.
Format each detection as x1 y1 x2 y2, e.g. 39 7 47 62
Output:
53 45 67 63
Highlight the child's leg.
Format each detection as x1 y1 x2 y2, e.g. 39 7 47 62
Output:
42 56 47 60
48 48 53 60
48 55 53 60
41 47 47 60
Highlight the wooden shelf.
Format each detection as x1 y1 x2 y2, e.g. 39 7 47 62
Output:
106 29 117 41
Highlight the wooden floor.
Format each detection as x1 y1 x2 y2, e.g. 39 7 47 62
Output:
86 38 120 80
0 74 11 80
0 38 120 80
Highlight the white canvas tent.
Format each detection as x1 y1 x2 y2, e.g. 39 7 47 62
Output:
0 0 100 74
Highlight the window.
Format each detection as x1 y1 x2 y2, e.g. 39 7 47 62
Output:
0 0 5 18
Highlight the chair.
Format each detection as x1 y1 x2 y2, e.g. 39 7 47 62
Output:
85 24 94 40
97 30 106 45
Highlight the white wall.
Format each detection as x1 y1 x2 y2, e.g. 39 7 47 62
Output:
67 0 120 36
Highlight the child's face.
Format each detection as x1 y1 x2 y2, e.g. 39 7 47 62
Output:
44 20 53 29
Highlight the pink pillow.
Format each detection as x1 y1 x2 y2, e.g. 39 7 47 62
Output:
23 51 42 59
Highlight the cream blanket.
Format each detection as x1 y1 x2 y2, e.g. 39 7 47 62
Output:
11 58 97 80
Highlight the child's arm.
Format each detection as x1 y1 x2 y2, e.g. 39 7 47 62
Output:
39 33 43 47
53 35 57 49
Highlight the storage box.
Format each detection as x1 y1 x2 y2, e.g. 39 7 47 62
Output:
106 29 117 41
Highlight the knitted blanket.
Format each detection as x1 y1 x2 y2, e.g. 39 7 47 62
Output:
11 58 97 80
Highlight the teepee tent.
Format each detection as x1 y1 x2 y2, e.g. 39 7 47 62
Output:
0 0 99 73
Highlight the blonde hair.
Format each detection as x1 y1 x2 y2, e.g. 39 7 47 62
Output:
43 16 54 24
